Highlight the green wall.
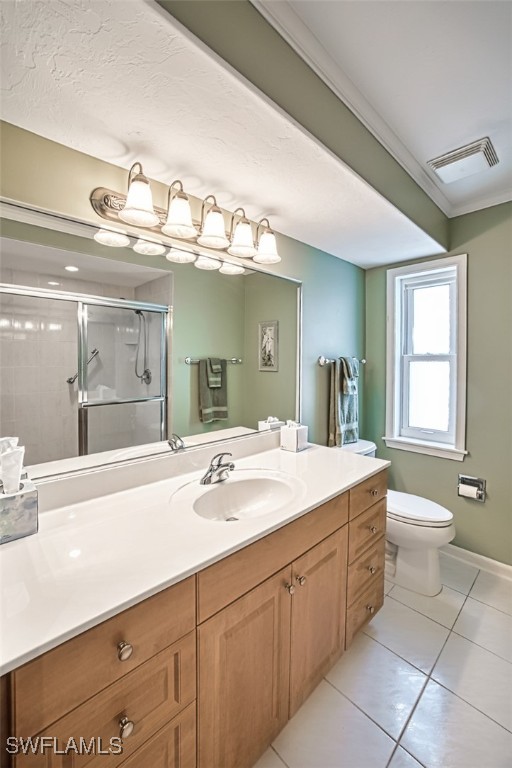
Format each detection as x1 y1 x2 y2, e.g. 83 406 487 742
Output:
365 202 512 565
242 272 299 427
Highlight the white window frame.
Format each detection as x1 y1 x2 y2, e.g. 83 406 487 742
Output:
384 254 468 461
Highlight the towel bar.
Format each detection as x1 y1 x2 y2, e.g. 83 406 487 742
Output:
185 357 242 365
318 356 366 366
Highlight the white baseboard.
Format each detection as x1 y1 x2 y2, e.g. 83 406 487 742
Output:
441 544 512 581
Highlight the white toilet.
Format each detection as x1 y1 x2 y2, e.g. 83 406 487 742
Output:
338 440 455 596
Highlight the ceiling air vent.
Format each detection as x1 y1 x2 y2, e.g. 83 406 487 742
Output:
427 137 499 184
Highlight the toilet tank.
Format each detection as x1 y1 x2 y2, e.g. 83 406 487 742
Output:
338 439 377 457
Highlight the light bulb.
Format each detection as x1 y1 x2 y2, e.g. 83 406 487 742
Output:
133 239 166 256
197 209 229 249
94 229 130 247
166 248 196 264
227 220 256 258
254 230 281 264
162 195 197 239
194 256 221 270
119 165 159 228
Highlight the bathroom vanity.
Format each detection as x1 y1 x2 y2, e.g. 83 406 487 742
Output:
0 437 388 768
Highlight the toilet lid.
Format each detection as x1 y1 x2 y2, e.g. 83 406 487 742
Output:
387 490 453 526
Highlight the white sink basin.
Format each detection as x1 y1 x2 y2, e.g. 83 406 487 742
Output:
169 469 306 522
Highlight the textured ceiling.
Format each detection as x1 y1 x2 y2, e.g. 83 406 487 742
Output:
255 0 512 217
0 0 443 268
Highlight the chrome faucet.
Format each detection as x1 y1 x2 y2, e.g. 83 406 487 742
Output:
200 452 235 485
168 433 185 451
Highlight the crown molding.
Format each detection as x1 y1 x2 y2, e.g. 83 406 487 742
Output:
449 189 512 218
251 0 454 216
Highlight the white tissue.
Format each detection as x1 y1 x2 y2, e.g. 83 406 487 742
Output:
0 437 19 454
458 484 479 499
1 446 25 494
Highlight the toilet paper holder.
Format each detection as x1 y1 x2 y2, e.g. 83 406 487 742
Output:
458 474 486 502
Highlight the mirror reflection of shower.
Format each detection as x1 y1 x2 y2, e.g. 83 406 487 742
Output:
134 309 152 386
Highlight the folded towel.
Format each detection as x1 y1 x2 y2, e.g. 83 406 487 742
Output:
207 357 222 388
328 358 359 446
199 359 228 423
340 357 359 395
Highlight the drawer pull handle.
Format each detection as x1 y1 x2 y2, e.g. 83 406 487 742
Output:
117 641 133 662
369 525 378 534
119 716 135 739
366 604 375 614
285 583 296 595
368 566 376 575
369 489 379 497
296 575 307 587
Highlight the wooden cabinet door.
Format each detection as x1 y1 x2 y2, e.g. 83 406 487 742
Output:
198 567 292 768
289 527 348 716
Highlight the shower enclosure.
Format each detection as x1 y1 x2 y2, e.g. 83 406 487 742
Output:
0 284 169 465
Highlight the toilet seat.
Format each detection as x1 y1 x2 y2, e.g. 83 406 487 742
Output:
387 490 453 528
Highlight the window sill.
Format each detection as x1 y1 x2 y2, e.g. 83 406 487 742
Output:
382 436 467 462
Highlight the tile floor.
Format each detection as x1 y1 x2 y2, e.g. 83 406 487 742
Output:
254 552 512 768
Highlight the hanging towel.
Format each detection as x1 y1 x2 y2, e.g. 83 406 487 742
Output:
207 358 222 388
328 357 359 446
199 359 228 423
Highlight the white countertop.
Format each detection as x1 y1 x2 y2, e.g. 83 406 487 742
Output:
0 442 389 675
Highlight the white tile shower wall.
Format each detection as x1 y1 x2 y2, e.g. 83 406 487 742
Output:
0 268 135 465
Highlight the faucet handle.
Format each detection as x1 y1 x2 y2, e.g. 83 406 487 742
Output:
211 452 233 467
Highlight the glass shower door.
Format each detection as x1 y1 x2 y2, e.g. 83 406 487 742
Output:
78 301 167 455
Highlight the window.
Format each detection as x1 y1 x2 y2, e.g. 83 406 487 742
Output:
385 254 467 460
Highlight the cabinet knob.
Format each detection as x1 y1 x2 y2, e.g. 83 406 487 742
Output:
369 489 379 497
296 575 307 587
117 641 133 662
369 525 378 534
119 716 135 739
285 583 296 595
366 604 375 614
368 566 376 575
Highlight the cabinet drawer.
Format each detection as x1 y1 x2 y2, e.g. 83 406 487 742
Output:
15 632 196 768
347 536 385 606
345 579 384 649
13 577 196 737
118 702 196 768
348 499 386 564
198 492 349 622
349 471 387 520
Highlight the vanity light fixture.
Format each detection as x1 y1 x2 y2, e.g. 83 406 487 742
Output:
253 218 281 264
227 208 256 258
118 162 160 228
165 247 197 264
197 195 230 250
219 262 245 275
161 180 197 240
94 228 130 248
194 255 221 271
65 266 79 272
133 239 166 256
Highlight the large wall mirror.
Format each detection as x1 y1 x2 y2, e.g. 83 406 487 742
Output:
0 206 301 478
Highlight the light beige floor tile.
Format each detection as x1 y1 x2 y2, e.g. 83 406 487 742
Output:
272 680 394 768
439 552 479 594
326 633 426 739
469 570 512 616
384 579 394 595
453 596 512 662
388 747 424 768
389 584 466 629
432 632 512 732
253 747 288 768
364 597 449 673
401 680 512 767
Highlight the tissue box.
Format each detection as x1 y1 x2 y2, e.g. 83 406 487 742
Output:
280 423 309 452
258 419 285 431
0 476 38 545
